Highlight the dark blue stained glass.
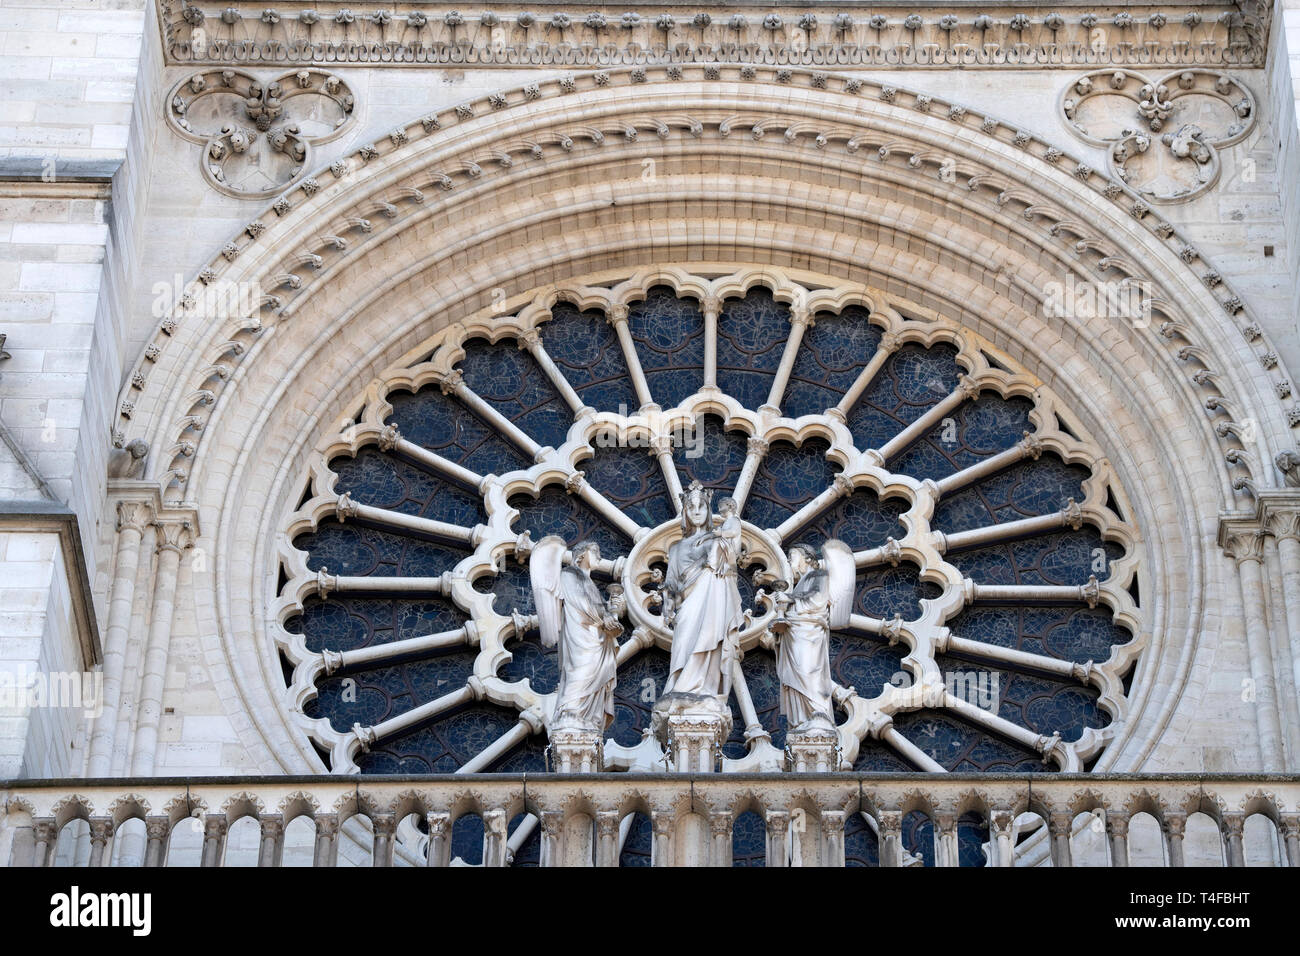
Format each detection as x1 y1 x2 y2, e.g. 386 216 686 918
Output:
846 343 964 451
958 812 991 867
853 736 917 772
673 414 748 494
745 438 839 530
888 395 1035 483
386 386 532 475
304 642 476 734
286 596 466 655
944 604 1132 667
784 306 882 418
844 811 881 866
474 561 534 615
932 455 1091 533
488 732 550 772
891 708 1048 773
795 488 908 551
508 484 630 554
457 338 572 451
829 632 908 704
451 813 485 865
854 565 943 621
508 813 540 867
295 520 470 579
902 810 936 866
619 812 653 867
946 529 1124 587
627 286 705 409
580 444 675 527
542 302 639 413
498 625 559 695
610 647 671 748
331 446 486 528
716 288 791 409
723 649 786 759
349 701 527 775
732 810 766 867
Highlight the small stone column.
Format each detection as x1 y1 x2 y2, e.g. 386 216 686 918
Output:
1165 813 1186 867
539 811 563 867
877 812 903 867
991 811 1016 867
1222 813 1246 867
596 811 620 867
821 810 846 868
935 813 959 868
548 726 603 773
32 820 55 867
1221 529 1285 771
765 811 790 868
200 817 227 867
370 813 396 867
313 816 339 867
1048 812 1074 867
85 819 113 868
424 813 448 867
1279 815 1300 868
785 726 838 773
483 809 508 867
143 817 170 867
258 816 284 867
650 811 672 867
652 695 731 773
709 813 732 867
1105 812 1130 867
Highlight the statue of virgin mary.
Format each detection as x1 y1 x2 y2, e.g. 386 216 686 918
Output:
660 481 744 701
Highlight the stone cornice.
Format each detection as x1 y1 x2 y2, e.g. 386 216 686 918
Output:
1218 490 1300 550
155 1 1267 69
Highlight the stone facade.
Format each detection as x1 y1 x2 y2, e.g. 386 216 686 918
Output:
0 0 1298 866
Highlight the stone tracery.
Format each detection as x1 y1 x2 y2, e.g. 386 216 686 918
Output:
274 268 1144 779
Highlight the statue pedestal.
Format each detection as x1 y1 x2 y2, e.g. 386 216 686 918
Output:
785 725 840 772
548 725 603 773
650 693 732 773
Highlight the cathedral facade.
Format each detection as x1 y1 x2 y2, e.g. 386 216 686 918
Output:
0 0 1298 867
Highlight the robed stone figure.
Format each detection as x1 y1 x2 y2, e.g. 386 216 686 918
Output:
661 482 744 701
530 536 623 731
775 540 855 733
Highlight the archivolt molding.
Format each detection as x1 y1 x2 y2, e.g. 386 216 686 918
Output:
155 1 1268 69
120 65 1298 508
272 265 1146 774
109 65 1287 777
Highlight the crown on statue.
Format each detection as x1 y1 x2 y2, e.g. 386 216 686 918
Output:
679 479 713 511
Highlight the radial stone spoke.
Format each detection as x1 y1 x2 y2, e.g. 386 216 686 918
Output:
943 691 1061 761
760 309 814 414
334 493 482 546
321 626 472 675
966 577 1101 608
729 659 768 745
519 330 588 415
774 474 856 541
378 426 486 489
879 725 947 772
875 377 981 464
937 501 1083 553
354 684 477 751
732 437 770 511
605 305 655 409
565 471 645 540
830 332 901 423
438 370 544 460
932 433 1043 498
941 634 1093 682
312 570 454 598
457 718 535 773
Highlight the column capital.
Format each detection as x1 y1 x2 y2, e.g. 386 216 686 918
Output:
605 304 629 325
1104 811 1130 837
1164 813 1187 837
1220 812 1245 838
155 519 194 554
596 810 620 838
1219 523 1266 565
145 817 171 840
116 500 154 534
1047 811 1073 834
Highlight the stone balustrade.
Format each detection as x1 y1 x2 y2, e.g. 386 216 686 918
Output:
3 773 1297 867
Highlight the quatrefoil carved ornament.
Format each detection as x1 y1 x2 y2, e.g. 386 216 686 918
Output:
167 68 356 200
1059 69 1255 204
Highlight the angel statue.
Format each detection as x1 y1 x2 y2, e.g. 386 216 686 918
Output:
660 482 744 702
529 536 625 731
774 540 855 734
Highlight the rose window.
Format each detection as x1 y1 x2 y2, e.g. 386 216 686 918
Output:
275 268 1143 863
